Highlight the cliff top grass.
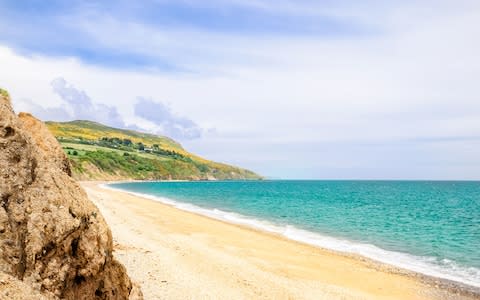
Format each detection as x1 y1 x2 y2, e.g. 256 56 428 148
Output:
0 88 10 99
47 120 183 153
46 120 262 180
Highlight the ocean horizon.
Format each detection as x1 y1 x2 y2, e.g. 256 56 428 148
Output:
108 180 480 289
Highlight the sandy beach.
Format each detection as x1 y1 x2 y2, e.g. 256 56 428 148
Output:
80 182 478 300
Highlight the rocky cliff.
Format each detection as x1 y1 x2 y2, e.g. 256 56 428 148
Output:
0 93 141 299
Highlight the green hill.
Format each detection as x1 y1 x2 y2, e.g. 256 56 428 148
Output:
46 120 262 181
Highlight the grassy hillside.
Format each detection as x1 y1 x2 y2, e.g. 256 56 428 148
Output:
46 120 262 181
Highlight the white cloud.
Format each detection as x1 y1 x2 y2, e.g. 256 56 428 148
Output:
1 1 480 179
134 98 204 139
49 77 126 127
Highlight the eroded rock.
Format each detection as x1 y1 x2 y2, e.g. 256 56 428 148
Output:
0 94 140 299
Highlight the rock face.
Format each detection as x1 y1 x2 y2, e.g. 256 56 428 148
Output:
0 94 139 299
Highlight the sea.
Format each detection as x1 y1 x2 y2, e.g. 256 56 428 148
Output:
108 180 480 288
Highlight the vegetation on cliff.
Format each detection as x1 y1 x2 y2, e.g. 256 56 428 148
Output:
46 120 262 181
0 88 9 99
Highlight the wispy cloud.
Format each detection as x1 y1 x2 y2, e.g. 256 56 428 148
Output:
0 0 371 71
13 98 71 122
50 77 126 127
14 77 128 128
134 98 203 139
13 76 203 139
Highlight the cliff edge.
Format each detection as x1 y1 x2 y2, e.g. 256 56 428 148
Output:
0 92 141 299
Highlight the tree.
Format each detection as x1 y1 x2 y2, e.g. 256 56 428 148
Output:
72 150 78 156
137 142 145 151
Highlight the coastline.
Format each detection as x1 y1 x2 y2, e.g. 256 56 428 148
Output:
81 181 479 300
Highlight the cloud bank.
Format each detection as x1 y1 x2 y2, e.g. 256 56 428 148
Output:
13 76 204 140
50 77 126 127
15 77 126 128
1 1 480 179
134 98 203 139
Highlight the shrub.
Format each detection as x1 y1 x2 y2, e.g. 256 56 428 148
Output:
0 88 9 99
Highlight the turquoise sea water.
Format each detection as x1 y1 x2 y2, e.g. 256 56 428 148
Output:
109 180 480 287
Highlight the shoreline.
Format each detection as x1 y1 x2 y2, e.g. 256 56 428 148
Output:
82 181 479 299
102 181 480 292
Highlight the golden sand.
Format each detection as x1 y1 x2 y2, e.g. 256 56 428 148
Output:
81 182 477 300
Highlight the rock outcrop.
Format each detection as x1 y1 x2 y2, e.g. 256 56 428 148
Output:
0 93 140 299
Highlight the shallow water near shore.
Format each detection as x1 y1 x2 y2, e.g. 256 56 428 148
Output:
109 180 480 288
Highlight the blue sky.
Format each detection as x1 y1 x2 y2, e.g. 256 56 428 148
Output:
1 0 480 179
0 0 369 70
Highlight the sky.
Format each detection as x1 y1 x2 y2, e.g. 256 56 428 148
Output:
0 0 479 180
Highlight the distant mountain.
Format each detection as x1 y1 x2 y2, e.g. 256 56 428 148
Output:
46 120 262 181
